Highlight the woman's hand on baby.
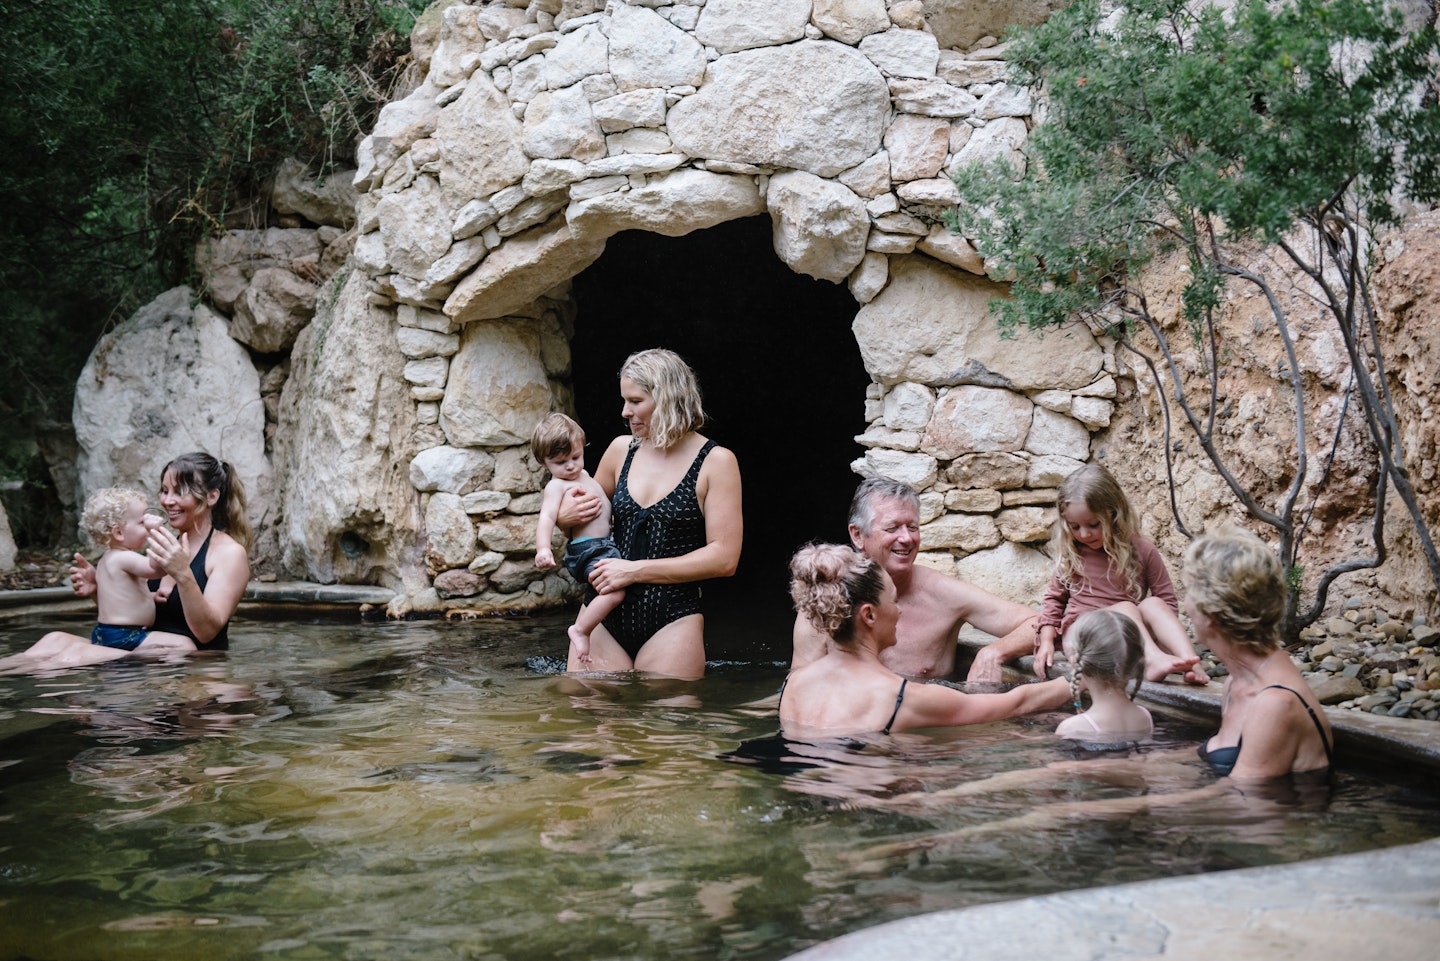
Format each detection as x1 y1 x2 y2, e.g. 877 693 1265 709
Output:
556 486 602 529
146 526 193 580
588 557 636 594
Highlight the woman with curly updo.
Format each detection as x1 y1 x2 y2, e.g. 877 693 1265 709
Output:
1186 526 1333 778
780 543 1070 735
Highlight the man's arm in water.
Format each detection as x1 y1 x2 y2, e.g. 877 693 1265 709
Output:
948 578 1039 684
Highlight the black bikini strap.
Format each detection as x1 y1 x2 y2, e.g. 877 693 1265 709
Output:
1262 684 1333 761
882 678 908 735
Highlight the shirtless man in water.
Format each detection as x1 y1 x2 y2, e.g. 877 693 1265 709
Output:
791 476 1037 683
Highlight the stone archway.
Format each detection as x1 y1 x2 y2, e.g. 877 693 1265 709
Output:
274 1 1116 621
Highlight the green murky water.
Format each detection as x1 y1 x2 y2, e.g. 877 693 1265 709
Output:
1 612 1436 961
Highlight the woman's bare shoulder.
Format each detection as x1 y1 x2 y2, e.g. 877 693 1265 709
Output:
208 531 251 566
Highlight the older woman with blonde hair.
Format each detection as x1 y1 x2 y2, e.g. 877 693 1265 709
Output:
1186 526 1333 778
556 348 742 679
781 543 1069 735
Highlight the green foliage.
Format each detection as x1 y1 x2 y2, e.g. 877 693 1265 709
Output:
953 0 1440 334
0 0 423 542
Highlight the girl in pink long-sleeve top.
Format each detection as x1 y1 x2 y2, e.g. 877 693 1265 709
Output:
1033 464 1209 685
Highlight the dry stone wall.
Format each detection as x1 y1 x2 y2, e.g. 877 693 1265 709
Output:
331 0 1110 614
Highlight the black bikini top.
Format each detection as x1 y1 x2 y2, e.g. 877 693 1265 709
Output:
1198 684 1333 776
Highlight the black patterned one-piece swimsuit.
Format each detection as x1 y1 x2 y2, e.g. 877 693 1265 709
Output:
603 439 716 657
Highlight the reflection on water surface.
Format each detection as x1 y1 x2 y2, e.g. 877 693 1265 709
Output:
1 613 1436 961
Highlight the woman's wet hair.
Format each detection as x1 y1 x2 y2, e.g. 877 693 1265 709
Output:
1182 524 1284 655
1066 610 1147 706
848 476 920 534
789 542 886 644
163 452 252 552
620 348 706 450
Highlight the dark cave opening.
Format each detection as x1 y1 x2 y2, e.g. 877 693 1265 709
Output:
570 215 872 660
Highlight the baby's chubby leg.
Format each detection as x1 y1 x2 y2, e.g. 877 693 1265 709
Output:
570 589 625 664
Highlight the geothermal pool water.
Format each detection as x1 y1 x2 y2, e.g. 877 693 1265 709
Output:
1 612 1436 961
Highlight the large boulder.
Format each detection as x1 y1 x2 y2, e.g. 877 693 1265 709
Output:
271 158 359 228
852 255 1104 389
273 271 425 589
0 501 16 572
72 287 271 550
667 40 890 178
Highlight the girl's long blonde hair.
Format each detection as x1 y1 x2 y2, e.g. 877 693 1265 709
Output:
1051 463 1142 599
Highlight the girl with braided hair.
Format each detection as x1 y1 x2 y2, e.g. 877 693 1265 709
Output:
1055 610 1153 742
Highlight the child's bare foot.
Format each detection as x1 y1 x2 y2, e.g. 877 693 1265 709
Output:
1144 653 1200 682
568 625 592 664
1182 662 1211 685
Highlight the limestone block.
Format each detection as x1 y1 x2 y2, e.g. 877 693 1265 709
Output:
885 115 950 182
946 488 1002 513
404 357 449 389
476 514 538 554
948 116 1029 177
74 287 270 548
887 0 925 29
355 81 443 190
864 230 910 252
592 88 668 132
229 266 320 354
417 401 440 424
606 128 675 154
469 549 506 575
866 193 900 217
1027 407 1091 460
954 539 1052 605
568 167 765 243
607 4 708 91
377 175 454 279
920 513 1002 552
462 490 511 515
397 327 461 360
667 40 890 178
489 452 541 499
889 78 978 117
997 505 1055 543
508 491 544 514
544 22 609 89
510 55 548 103
916 225 986 275
767 170 870 283
1027 454 1087 488
272 159 358 228
855 424 922 451
871 212 929 235
862 448 938 489
884 381 936 431
811 0 889 45
435 73 530 208
1031 389 1072 414
838 151 893 199
522 158 588 195
490 557 542 592
397 305 455 336
923 385 1033 457
569 175 629 200
917 490 945 524
976 84 1033 120
584 153 687 177
440 319 555 447
497 191 570 236
849 251 890 304
897 178 960 205
274 271 423 589
852 256 1104 389
524 83 606 161
1074 374 1117 398
1003 487 1058 506
426 492 477 572
946 451 1030 490
859 28 939 78
195 228 324 314
925 0 1068 50
936 53 1007 86
434 567 485 598
453 199 501 240
696 0 810 53
1071 395 1114 429
445 214 606 324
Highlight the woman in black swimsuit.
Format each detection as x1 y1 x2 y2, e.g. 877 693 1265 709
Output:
4 453 252 671
1184 526 1333 778
558 349 743 679
780 544 1070 735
